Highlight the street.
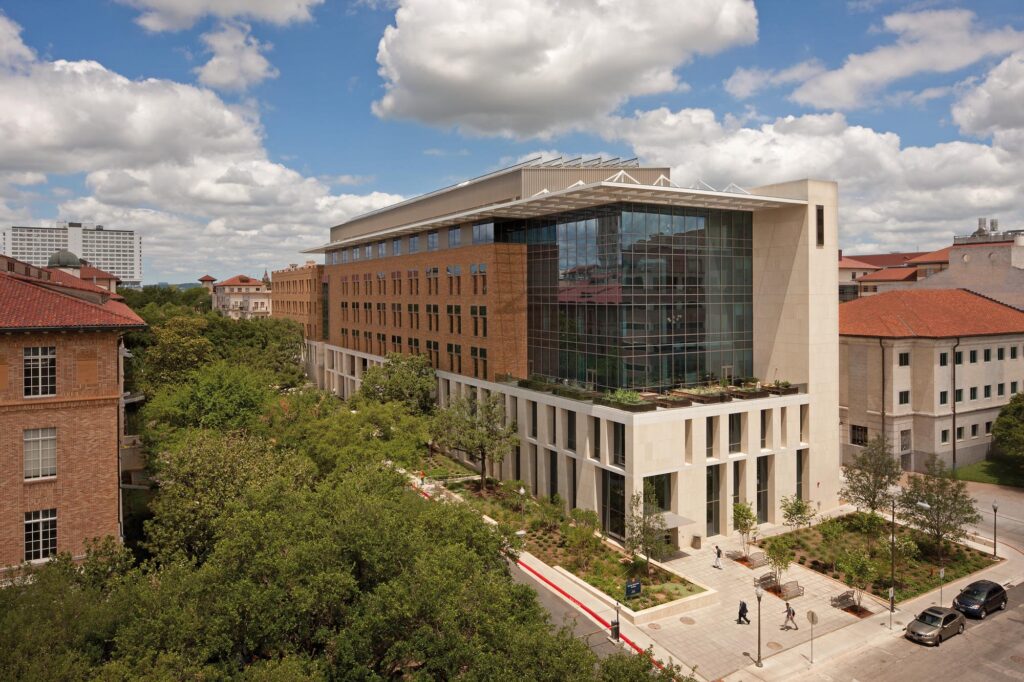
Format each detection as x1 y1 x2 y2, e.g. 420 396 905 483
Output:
963 480 1024 553
793 583 1024 681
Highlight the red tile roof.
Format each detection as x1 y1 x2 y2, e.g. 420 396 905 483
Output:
845 252 927 267
214 274 264 287
198 274 216 282
79 265 119 281
44 267 124 298
0 272 144 331
838 257 880 270
840 289 1024 338
856 267 918 282
905 240 1014 266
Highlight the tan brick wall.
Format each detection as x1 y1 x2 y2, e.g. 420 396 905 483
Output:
0 331 122 568
323 242 527 381
271 264 324 340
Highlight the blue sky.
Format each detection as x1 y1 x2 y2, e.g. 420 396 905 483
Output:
0 0 1022 282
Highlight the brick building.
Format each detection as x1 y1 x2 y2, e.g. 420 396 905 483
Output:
271 261 326 340
0 254 144 569
302 159 842 549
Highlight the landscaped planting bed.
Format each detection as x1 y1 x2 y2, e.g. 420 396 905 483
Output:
764 512 996 603
421 452 478 481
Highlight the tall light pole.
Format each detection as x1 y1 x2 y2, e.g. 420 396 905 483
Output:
993 500 999 559
755 585 764 668
519 486 526 529
890 494 897 614
917 501 943 603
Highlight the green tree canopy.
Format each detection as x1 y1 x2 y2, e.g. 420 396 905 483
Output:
733 501 757 558
139 315 215 391
357 352 437 414
430 393 518 489
992 393 1024 460
841 435 902 515
780 494 816 529
898 454 981 556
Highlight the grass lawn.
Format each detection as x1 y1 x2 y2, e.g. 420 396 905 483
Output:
446 479 702 610
420 452 478 481
955 457 1024 489
765 512 996 603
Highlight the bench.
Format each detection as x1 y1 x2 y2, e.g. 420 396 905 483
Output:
831 590 856 609
747 552 768 569
755 572 779 591
780 581 805 599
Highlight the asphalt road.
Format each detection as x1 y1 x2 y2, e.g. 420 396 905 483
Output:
963 480 1024 553
797 582 1024 681
508 560 624 660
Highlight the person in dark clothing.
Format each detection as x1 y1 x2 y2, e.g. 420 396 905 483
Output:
738 600 751 624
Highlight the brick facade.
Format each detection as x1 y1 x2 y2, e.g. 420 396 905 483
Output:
271 262 325 340
0 331 122 568
323 241 528 382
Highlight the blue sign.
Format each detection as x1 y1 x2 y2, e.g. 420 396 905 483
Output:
625 580 642 599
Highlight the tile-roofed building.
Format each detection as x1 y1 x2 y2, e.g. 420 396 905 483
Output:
212 274 272 320
839 289 1024 473
0 255 144 570
837 252 880 302
845 251 927 268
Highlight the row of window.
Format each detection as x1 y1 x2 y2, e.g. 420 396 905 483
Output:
337 332 490 378
940 421 992 444
335 264 489 297
337 302 488 337
851 420 995 449
328 223 496 265
939 382 1020 405
935 346 1021 366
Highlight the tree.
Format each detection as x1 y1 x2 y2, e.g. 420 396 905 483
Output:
992 393 1024 461
625 481 669 577
430 394 518 490
841 435 902 516
898 454 981 559
357 352 437 414
780 495 816 529
887 535 919 589
140 316 214 390
818 517 844 572
838 548 876 607
764 535 795 584
562 508 601 570
733 501 757 558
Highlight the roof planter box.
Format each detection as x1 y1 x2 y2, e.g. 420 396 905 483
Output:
655 395 693 409
765 382 799 395
594 396 657 412
674 388 732 404
729 387 770 399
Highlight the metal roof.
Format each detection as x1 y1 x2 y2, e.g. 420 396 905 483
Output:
305 180 807 253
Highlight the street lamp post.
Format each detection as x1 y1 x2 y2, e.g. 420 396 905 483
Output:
519 486 526 529
993 500 999 559
890 495 897 615
755 585 764 668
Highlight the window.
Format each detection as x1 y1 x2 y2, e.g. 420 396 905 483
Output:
24 509 57 561
446 265 462 295
24 346 57 397
446 343 462 373
470 305 488 337
985 421 992 435
971 424 979 438
425 340 439 367
377 241 386 258
997 347 1005 361
448 227 461 248
939 390 948 405
530 401 537 438
900 429 911 453
548 449 558 500
409 235 420 253
956 426 964 441
706 417 717 458
939 352 948 367
940 429 950 444
24 428 56 479
955 351 963 365
851 425 868 446
955 388 964 402
591 417 601 460
728 413 742 454
815 204 825 247
392 238 402 256
426 231 439 251
447 304 462 334
998 383 1005 397
470 346 487 379
970 387 978 400
898 390 910 405
756 457 769 524
1013 381 1020 394
1012 346 1019 360
473 222 494 244
984 348 992 362
612 422 626 467
760 409 770 449
898 352 910 367
969 350 978 363
565 410 576 451
364 244 372 260
984 385 992 399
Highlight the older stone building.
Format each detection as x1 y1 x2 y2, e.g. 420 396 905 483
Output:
211 274 272 320
0 254 144 569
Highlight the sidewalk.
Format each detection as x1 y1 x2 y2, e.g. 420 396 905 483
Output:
721 536 1024 681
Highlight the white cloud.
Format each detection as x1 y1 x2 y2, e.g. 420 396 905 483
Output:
373 0 758 138
952 51 1024 138
0 12 34 66
195 22 279 92
0 14 399 281
724 59 824 99
602 106 1024 253
116 0 324 32
791 9 1024 110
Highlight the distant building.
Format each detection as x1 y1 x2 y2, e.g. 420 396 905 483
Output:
840 289 1024 472
0 254 145 569
837 252 879 302
856 265 919 296
212 274 272 319
1 222 143 287
271 261 325 340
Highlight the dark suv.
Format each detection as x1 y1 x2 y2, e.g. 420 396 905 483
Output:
953 579 1008 619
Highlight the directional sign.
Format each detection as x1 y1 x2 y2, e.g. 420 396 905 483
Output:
625 580 642 599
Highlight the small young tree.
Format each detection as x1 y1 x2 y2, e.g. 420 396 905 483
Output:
625 481 669 577
430 393 518 490
780 495 816 530
887 535 919 589
838 548 876 607
841 435 902 516
898 454 981 560
562 508 602 570
358 352 437 414
764 535 795 584
817 517 844 572
733 501 757 558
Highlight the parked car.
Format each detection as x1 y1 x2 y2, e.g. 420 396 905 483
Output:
953 579 1008 619
905 607 965 646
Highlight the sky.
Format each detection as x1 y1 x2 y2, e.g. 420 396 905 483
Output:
1 0 1023 284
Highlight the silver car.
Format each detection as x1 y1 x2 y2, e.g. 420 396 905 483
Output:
905 606 965 646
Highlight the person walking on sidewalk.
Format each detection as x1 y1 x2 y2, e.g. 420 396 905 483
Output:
713 544 722 569
738 600 751 624
783 602 799 630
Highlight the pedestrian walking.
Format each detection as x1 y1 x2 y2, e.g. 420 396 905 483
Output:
713 544 722 569
737 600 750 624
783 602 798 630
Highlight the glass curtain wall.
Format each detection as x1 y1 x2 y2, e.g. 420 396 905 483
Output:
506 202 753 392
